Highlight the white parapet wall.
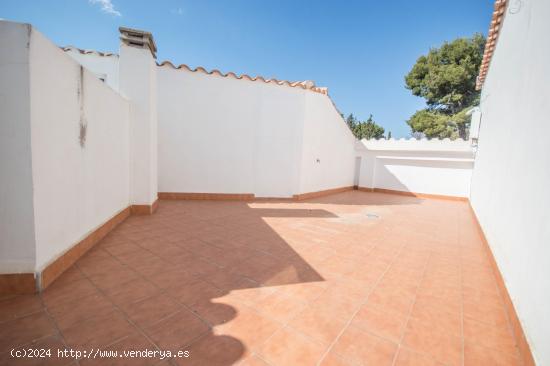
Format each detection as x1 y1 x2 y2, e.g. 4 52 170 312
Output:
299 92 356 194
63 46 119 91
0 21 131 278
0 21 37 274
470 0 550 363
157 65 305 198
356 138 474 198
29 27 131 273
157 64 356 198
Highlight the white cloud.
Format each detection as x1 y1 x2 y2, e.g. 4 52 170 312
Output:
89 0 121 17
171 7 184 15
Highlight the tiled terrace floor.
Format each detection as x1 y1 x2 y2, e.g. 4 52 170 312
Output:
1 191 522 366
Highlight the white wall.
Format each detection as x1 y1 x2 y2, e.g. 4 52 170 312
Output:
119 44 158 206
299 92 356 194
63 47 119 91
470 0 550 364
157 66 306 198
0 21 36 274
357 139 474 198
28 28 131 272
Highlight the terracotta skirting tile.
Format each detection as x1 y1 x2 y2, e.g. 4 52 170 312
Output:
293 186 354 201
40 207 131 291
468 203 536 366
131 199 159 215
159 186 355 202
158 192 255 201
0 273 36 295
358 186 468 202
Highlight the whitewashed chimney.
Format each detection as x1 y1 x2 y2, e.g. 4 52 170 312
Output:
118 27 158 212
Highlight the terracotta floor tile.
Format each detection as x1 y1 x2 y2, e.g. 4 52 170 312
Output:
41 278 98 308
464 342 522 366
80 331 159 366
0 311 57 353
104 242 143 257
351 304 408 343
1 192 525 365
215 307 282 352
409 297 462 337
257 326 327 366
145 309 209 350
104 278 161 308
308 290 361 321
332 325 397 366
0 335 71 366
366 285 416 316
402 317 462 366
46 292 114 330
88 268 141 292
238 354 272 366
201 268 249 291
393 347 444 366
275 282 327 303
61 310 135 350
318 350 356 366
121 294 181 328
166 279 224 306
287 306 350 345
77 257 125 278
0 294 43 323
227 285 277 306
178 333 246 366
148 267 198 290
132 257 174 277
463 318 519 356
189 299 240 326
253 290 307 324
463 297 510 329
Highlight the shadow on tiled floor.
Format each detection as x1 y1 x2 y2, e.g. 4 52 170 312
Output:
0 191 523 365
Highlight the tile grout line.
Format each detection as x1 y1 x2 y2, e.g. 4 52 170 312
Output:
73 264 175 366
389 249 433 366
458 209 466 366
93 245 219 341
74 221 239 365
315 233 408 366
21 294 79 366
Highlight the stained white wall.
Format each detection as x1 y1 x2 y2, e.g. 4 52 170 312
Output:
63 47 119 91
356 139 474 198
470 0 550 364
0 21 36 274
299 92 356 194
28 28 131 272
157 66 306 198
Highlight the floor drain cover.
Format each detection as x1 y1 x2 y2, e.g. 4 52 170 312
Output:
366 213 379 219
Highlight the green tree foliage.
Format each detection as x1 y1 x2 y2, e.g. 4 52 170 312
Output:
405 34 485 139
345 114 385 140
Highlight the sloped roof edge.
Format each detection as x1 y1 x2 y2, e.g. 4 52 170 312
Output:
60 46 328 94
157 60 328 95
61 46 118 57
476 0 507 90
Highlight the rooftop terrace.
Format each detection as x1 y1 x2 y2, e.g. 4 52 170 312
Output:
0 191 521 365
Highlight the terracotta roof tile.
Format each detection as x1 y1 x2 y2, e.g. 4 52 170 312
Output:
476 0 507 90
61 46 117 57
157 60 328 94
60 46 327 94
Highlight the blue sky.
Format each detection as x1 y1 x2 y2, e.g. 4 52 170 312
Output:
1 0 493 137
